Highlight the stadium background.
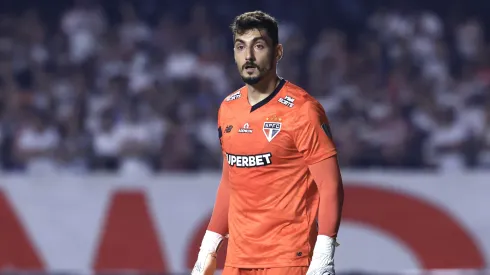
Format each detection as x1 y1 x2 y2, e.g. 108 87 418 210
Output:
0 0 489 274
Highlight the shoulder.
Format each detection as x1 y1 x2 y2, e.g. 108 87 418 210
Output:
281 81 326 117
222 87 245 105
218 86 245 115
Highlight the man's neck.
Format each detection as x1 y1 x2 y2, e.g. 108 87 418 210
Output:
247 74 280 106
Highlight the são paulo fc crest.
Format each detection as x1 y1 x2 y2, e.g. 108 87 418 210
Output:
263 115 282 142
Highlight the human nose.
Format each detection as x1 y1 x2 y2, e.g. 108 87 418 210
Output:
245 46 255 62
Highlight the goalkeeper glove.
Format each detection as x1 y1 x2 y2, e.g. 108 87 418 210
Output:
191 230 224 275
306 235 339 275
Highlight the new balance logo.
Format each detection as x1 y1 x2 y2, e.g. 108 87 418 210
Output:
226 153 272 167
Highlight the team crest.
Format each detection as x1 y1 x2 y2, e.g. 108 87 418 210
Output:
263 115 282 142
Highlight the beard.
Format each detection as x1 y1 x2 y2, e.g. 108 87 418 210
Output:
240 62 271 85
241 75 262 85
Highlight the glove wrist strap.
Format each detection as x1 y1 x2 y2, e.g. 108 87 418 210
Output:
200 230 224 253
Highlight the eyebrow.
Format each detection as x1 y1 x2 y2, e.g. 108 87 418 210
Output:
234 37 267 44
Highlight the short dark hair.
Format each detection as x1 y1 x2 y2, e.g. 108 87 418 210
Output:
230 11 279 46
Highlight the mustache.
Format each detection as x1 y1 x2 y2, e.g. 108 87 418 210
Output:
243 62 259 70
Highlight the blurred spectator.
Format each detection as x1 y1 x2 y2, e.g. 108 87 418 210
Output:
91 109 121 171
14 109 60 174
424 106 470 171
61 0 106 64
116 104 158 175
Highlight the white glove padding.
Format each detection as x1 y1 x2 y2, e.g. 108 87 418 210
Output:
306 235 339 275
191 230 225 275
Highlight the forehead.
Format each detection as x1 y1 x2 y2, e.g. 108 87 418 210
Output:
234 28 270 43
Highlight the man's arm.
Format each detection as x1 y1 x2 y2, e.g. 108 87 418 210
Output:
207 158 230 236
293 100 343 274
308 156 344 238
191 159 229 275
293 101 343 235
307 157 343 275
208 107 230 235
191 109 229 275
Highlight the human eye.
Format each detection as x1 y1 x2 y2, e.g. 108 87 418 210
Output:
235 44 244 51
255 43 265 50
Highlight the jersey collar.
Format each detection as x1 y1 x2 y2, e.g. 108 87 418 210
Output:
249 78 286 112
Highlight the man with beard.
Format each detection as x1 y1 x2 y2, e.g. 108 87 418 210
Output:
191 11 344 275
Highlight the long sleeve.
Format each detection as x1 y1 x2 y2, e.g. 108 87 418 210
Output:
291 100 343 238
308 156 344 237
207 158 230 235
207 105 230 236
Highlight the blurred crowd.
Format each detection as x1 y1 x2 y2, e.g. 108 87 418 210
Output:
0 0 490 175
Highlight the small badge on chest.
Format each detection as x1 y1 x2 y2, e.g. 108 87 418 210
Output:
263 115 282 142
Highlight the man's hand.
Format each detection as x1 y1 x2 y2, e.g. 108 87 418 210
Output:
192 251 217 275
306 235 339 275
191 230 224 275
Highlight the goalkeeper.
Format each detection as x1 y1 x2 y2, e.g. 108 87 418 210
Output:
192 10 344 275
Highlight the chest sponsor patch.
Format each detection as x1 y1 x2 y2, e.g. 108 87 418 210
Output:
238 123 253 133
226 152 272 167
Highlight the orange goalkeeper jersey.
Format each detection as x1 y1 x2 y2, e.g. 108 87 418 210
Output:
217 79 337 268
